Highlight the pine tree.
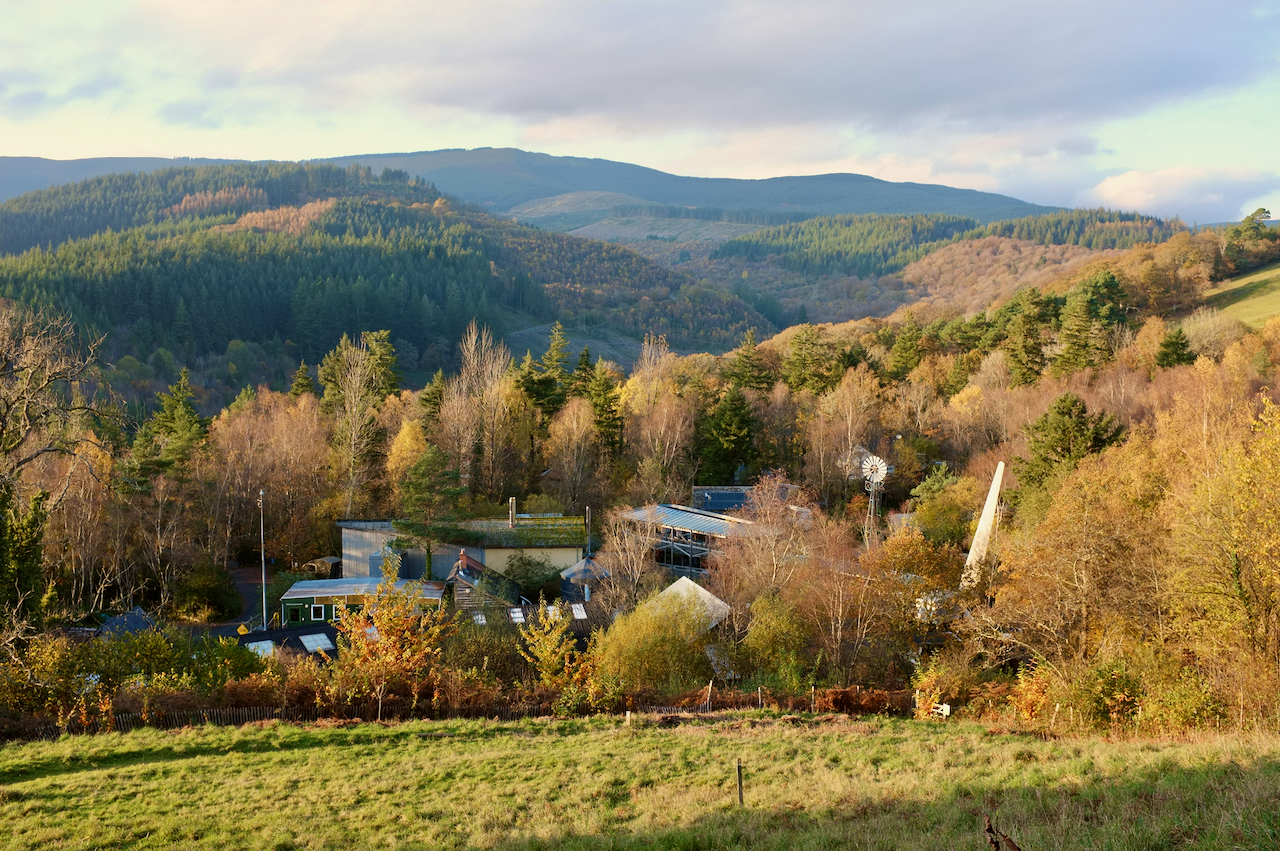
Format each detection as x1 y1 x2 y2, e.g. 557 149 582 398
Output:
781 325 840 394
697 386 758 485
586 361 622 457
0 481 48 616
569 348 593 398
319 331 399 413
173 296 193 355
148 367 209 470
1004 311 1046 386
723 329 774 392
419 369 447 422
538 322 571 413
1155 327 1197 368
289 360 316 397
1051 289 1109 378
885 318 923 381
1016 393 1124 489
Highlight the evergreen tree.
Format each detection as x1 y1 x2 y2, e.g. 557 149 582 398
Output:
419 369 447 422
361 329 402 400
1016 393 1124 489
1155 327 1197 368
1051 288 1109 378
885 318 924 381
723 329 775 393
0 481 48 616
147 367 209 470
319 331 399 413
569 347 593 398
538 322 571 412
781 325 841 395
586 362 623 456
393 445 467 557
229 385 256 412
1004 310 1046 386
697 386 758 485
289 360 316 397
173 296 193 356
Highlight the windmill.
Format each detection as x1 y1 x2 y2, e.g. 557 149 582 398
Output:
860 454 888 548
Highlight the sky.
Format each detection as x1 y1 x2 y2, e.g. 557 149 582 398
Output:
3 0 1279 223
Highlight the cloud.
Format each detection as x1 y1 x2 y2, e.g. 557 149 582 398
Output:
129 0 1280 139
1078 167 1280 222
5 0 1280 211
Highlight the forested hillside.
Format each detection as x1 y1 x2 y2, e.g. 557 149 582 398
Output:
0 164 766 407
0 161 439 256
710 208 1185 281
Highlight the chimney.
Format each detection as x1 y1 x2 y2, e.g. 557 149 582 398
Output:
509 496 517 528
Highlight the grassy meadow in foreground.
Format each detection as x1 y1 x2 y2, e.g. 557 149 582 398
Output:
3 716 1280 850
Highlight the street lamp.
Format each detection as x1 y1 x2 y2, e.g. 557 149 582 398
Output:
258 489 267 631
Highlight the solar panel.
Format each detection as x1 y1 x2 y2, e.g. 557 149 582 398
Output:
299 633 335 653
509 608 525 623
365 625 379 640
545 606 561 621
571 603 588 620
245 640 274 658
472 612 487 626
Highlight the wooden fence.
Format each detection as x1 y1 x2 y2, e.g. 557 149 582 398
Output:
7 702 563 743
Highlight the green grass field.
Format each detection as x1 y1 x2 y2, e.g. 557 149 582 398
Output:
1204 261 1280 327
4 715 1280 850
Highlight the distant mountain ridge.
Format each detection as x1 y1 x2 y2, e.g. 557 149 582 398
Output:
0 148 1057 223
0 156 232 202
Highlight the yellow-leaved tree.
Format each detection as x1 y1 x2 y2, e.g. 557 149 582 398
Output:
334 553 457 720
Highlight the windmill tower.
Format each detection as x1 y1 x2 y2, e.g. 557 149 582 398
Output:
861 454 888 549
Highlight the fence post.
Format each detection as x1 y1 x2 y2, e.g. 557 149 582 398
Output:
736 758 744 806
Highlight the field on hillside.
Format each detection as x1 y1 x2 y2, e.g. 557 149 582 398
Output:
4 714 1280 850
1204 261 1280 327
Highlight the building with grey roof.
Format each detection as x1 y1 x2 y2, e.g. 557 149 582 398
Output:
617 504 758 575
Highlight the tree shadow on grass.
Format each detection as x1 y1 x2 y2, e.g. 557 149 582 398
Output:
0 720 513 785
478 754 1280 851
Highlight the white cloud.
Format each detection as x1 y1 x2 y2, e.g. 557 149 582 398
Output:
1078 167 1280 222
3 0 1280 212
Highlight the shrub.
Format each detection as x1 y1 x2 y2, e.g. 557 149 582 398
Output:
596 590 713 695
173 562 243 622
911 645 982 718
1010 663 1052 721
743 591 809 690
1072 661 1143 729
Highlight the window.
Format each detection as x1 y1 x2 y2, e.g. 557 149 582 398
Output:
311 604 325 621
472 612 487 626
571 603 588 620
509 608 525 624
288 607 300 624
245 640 274 658
545 606 561 621
299 633 335 653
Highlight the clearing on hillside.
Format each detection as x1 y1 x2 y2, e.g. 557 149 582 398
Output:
1204 260 1280 327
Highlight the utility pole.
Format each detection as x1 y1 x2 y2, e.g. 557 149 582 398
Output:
258 489 267 631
